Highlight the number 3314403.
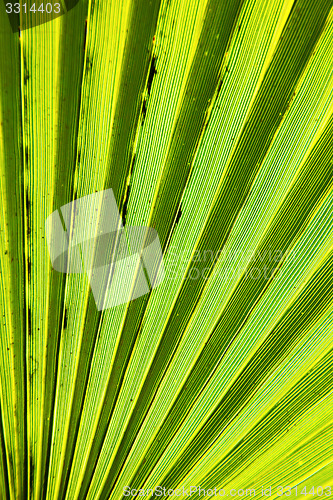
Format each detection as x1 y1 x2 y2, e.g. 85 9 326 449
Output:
5 3 61 13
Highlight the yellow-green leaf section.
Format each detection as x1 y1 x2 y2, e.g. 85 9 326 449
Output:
0 0 332 499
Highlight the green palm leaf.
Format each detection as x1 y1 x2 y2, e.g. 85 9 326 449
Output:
0 0 332 499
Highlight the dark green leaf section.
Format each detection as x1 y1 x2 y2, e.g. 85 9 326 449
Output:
104 0 162 207
120 113 333 493
195 346 333 494
0 5 26 498
97 2 333 497
157 250 333 489
0 401 10 500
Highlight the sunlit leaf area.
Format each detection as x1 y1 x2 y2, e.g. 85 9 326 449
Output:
0 0 333 498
